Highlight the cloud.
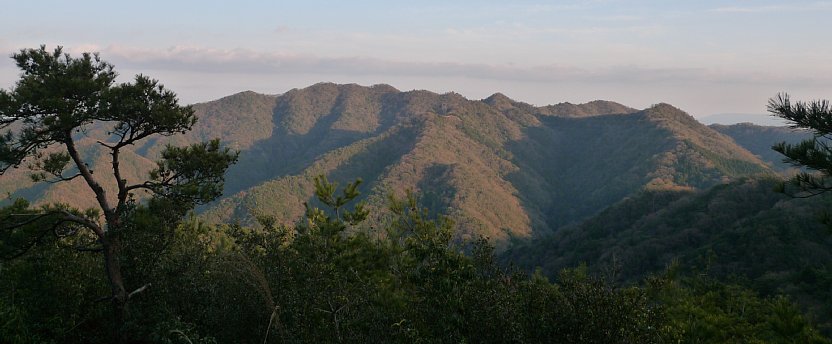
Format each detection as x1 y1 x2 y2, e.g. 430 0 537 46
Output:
3 44 828 117
76 45 826 87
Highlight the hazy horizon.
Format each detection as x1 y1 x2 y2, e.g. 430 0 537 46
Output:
2 0 830 118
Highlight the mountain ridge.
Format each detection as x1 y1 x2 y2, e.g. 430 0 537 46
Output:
0 83 776 245
189 84 773 242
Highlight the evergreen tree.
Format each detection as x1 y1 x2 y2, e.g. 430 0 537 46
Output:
0 45 238 341
769 93 832 196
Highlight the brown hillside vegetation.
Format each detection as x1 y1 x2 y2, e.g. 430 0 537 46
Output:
2 83 773 245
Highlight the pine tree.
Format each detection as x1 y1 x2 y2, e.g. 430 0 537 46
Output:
769 93 832 196
0 45 238 341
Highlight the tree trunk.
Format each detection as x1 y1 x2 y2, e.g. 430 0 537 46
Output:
67 135 130 339
103 235 128 342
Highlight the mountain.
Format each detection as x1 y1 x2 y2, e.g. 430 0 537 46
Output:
0 83 773 245
504 177 832 332
710 123 812 171
0 136 156 212
195 84 771 242
700 113 790 126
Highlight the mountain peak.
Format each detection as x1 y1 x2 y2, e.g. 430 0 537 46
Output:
210 90 276 102
643 103 699 125
648 102 682 112
482 92 516 110
370 83 399 93
542 100 637 117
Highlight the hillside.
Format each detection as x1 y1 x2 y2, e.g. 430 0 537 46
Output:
710 123 813 171
504 177 832 332
198 84 771 242
0 91 277 211
700 113 790 126
1 83 773 244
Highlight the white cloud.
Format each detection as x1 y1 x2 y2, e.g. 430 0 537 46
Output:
64 45 824 88
2 43 829 116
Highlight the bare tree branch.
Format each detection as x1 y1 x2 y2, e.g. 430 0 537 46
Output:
127 283 151 300
43 172 84 184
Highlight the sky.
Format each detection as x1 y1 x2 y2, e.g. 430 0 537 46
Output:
1 0 831 118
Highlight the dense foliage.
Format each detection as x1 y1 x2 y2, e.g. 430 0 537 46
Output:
506 177 832 336
0 46 238 340
1 176 829 342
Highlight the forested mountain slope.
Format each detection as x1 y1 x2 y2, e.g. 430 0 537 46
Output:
505 177 832 332
1 83 773 244
710 123 813 171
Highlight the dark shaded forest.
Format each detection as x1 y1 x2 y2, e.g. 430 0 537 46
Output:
2 176 829 343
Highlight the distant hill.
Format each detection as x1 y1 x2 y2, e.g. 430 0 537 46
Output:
710 123 813 171
700 113 790 126
0 83 773 245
